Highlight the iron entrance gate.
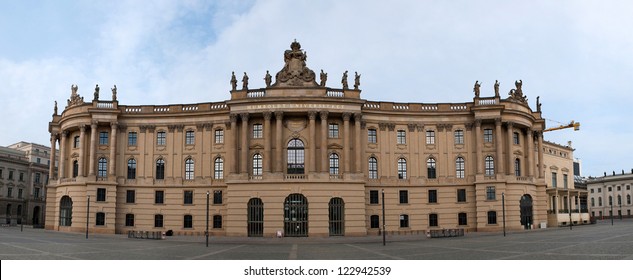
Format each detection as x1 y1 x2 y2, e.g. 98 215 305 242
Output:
284 194 308 237
247 198 264 237
520 194 533 229
329 198 344 236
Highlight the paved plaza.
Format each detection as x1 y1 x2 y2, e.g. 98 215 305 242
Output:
1 219 632 260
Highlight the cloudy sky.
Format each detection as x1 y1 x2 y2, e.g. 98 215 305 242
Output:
1 0 631 177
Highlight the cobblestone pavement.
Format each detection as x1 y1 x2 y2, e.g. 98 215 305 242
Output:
1 219 632 260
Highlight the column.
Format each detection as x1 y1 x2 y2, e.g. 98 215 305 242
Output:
275 111 283 173
59 130 67 179
196 123 205 178
89 121 97 176
308 111 317 173
240 113 249 174
227 114 238 174
320 111 329 173
506 122 514 175
495 118 504 175
526 128 534 177
354 113 362 173
263 112 272 173
343 113 351 173
537 131 544 178
49 134 57 180
78 125 86 177
474 120 483 174
109 122 118 176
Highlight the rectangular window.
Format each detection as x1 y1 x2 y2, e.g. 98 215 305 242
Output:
370 215 380 228
128 132 138 146
126 190 135 203
399 190 409 204
454 130 464 144
7 187 13 197
125 214 134 227
368 129 377 144
156 131 166 146
18 188 23 199
458 213 467 225
426 130 435 144
328 124 339 138
183 190 193 205
513 132 520 145
552 172 558 188
34 187 40 199
96 188 106 202
368 157 378 179
429 213 438 227
155 190 164 204
184 215 193 229
487 211 497 224
369 190 379 204
213 190 222 205
396 130 406 144
185 130 195 145
428 190 437 203
399 214 409 228
253 124 263 138
457 189 466 202
9 170 13 180
0 169 3 178
19 172 24 182
35 173 41 183
96 212 105 226
483 129 493 143
213 215 222 228
74 136 80 148
99 131 109 145
154 214 164 228
486 186 496 200
215 129 224 144
563 174 568 189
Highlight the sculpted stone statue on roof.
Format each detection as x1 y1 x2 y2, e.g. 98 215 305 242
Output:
67 84 84 107
272 40 318 87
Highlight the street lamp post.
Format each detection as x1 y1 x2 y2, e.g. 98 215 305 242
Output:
86 195 90 239
502 192 506 237
381 189 386 246
206 191 210 248
569 193 572 230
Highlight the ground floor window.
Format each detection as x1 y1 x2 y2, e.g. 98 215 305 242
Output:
429 213 438 227
458 213 467 225
487 211 497 224
125 214 134 227
154 214 164 228
399 214 409 228
184 215 193 228
213 215 222 228
96 212 105 226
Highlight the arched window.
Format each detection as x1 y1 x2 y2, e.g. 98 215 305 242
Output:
514 158 521 176
329 197 344 236
214 157 224 179
59 196 72 226
252 154 263 176
617 195 622 206
329 153 339 175
427 158 437 179
598 197 602 206
155 158 165 180
397 158 407 179
127 158 136 179
185 158 194 180
72 160 79 178
591 197 595 207
609 196 613 206
368 157 378 179
98 157 107 178
287 139 305 174
628 194 631 205
456 157 465 179
485 156 495 176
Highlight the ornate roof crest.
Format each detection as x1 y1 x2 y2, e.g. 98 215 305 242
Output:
272 40 318 87
67 84 84 107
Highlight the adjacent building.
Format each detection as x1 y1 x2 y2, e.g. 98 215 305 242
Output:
47 41 556 237
1 142 53 227
587 170 633 219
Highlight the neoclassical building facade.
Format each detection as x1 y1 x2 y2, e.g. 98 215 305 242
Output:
46 42 550 237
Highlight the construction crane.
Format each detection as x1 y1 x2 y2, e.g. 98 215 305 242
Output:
543 120 580 132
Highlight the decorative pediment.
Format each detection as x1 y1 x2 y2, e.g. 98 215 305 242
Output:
328 143 343 149
250 143 264 150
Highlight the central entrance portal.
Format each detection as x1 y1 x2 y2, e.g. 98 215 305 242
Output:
284 194 308 237
520 194 533 229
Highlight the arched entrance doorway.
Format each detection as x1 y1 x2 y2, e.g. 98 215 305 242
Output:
284 194 308 237
329 197 344 236
32 206 41 226
520 194 533 229
247 198 264 237
59 196 73 226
